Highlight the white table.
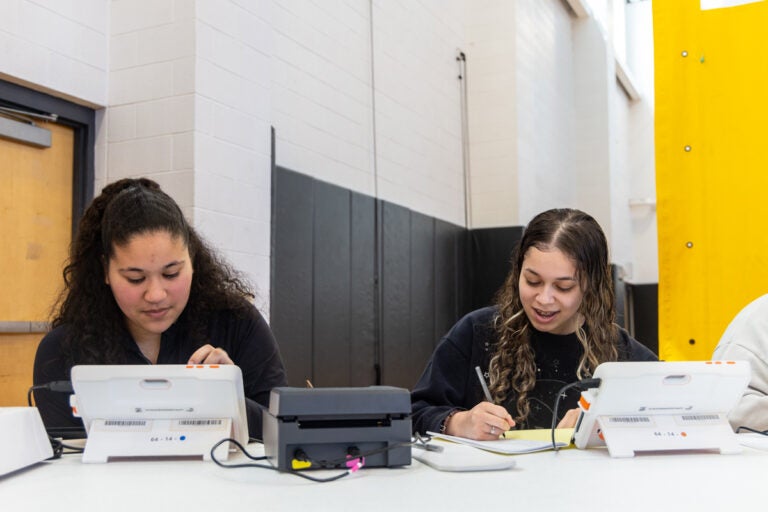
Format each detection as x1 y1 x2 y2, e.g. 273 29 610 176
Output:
3 436 767 512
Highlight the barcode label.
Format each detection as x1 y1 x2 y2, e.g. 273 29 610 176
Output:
104 420 147 427
177 419 223 426
608 416 651 424
681 414 720 422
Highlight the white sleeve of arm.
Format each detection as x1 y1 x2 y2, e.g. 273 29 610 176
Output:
713 341 768 432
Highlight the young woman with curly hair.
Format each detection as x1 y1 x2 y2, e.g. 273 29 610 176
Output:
411 208 656 439
33 178 286 439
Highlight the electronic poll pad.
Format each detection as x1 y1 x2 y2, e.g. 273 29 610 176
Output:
572 360 750 457
71 364 248 462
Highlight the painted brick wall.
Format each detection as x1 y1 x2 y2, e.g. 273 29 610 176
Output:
464 0 517 228
271 0 374 198
371 0 466 227
0 0 108 105
105 0 196 203
515 0 579 225
192 0 274 309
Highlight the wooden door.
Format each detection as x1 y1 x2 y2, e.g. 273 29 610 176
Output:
0 121 73 405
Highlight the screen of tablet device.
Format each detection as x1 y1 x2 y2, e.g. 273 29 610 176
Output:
71 364 248 463
572 361 750 457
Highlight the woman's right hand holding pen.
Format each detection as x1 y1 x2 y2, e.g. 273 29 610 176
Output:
444 403 515 440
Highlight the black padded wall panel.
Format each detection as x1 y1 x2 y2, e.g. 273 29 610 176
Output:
271 167 467 388
381 208 437 388
348 193 377 386
625 283 659 355
272 168 378 387
407 212 436 384
312 181 352 386
434 220 468 344
271 169 314 384
469 227 523 311
380 202 411 387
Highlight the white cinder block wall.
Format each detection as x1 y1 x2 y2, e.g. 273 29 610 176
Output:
193 0 275 310
465 0 656 283
106 0 196 208
0 0 658 312
0 0 108 105
370 0 466 227
271 0 375 199
515 0 581 225
464 0 517 227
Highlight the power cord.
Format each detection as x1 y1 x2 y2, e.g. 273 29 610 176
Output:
736 426 768 436
550 377 601 452
27 381 73 407
210 436 429 483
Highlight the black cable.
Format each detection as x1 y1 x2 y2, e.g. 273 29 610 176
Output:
210 436 429 483
736 426 768 436
209 438 350 483
550 378 601 452
27 381 74 406
299 440 413 469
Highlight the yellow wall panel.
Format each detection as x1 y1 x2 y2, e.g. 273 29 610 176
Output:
654 0 768 360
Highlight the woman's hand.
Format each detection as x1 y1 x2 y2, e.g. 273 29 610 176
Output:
556 407 581 429
446 402 515 440
187 344 234 365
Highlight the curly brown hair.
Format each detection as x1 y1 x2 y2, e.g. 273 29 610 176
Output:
51 178 255 366
488 208 619 423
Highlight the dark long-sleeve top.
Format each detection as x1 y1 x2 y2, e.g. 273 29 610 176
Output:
411 306 657 434
33 305 287 440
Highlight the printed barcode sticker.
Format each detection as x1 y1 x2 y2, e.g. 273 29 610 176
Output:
104 420 147 427
177 419 223 426
681 414 720 421
608 416 651 424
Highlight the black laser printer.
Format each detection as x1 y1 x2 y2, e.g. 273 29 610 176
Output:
263 386 412 471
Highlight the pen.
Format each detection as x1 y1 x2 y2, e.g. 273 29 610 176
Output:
475 366 493 403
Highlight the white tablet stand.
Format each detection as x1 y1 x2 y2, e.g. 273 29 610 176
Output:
573 361 751 458
80 417 233 463
585 412 741 458
70 365 249 463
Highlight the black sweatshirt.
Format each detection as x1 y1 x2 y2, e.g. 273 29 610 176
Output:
410 306 657 433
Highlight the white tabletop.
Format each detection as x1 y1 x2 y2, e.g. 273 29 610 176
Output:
3 436 767 512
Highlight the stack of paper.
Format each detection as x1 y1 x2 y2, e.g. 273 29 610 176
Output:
426 428 573 454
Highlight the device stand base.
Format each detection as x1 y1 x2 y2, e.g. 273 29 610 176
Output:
82 418 232 463
597 414 741 458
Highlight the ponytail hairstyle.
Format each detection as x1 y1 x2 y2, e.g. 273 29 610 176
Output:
51 178 254 365
487 208 618 423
